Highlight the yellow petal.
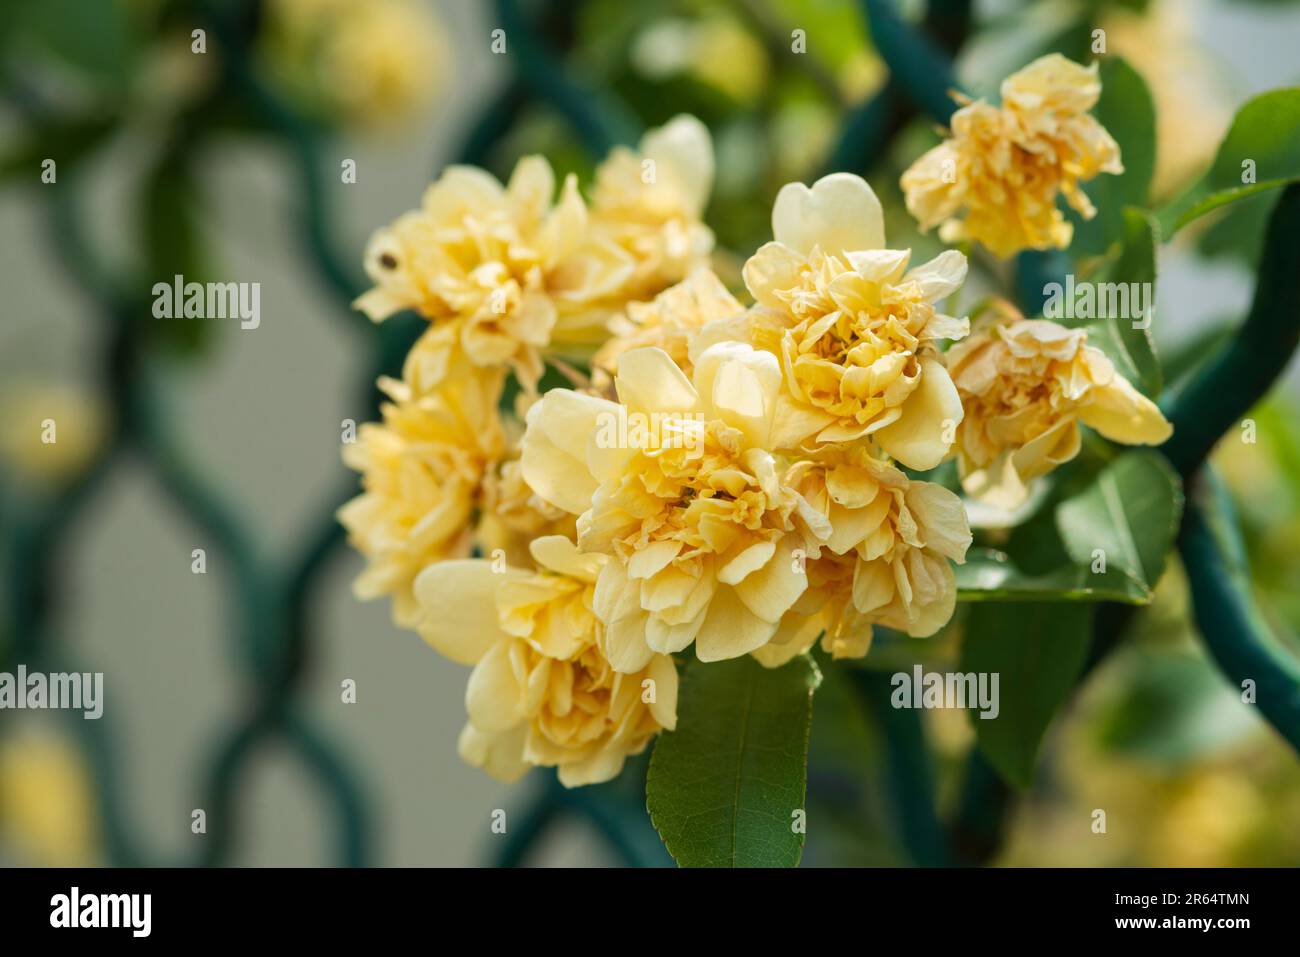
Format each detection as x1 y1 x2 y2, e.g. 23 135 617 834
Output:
903 482 972 564
875 357 964 470
647 654 679 730
695 588 780 662
1077 374 1173 445
465 640 524 733
772 173 885 256
733 538 808 622
521 389 618 514
694 341 782 449
528 535 605 582
742 242 807 309
458 723 530 783
615 347 698 415
641 114 714 215
413 560 521 665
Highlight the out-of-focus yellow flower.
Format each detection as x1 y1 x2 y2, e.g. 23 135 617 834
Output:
695 173 968 469
1148 771 1261 867
414 536 677 787
0 728 100 866
0 383 107 486
592 268 743 391
354 158 595 392
338 365 506 627
901 54 1123 258
758 447 971 665
521 345 815 669
946 311 1172 509
1103 0 1230 201
631 16 770 104
263 0 448 128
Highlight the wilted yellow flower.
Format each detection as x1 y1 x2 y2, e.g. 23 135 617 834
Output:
901 54 1123 258
696 173 968 469
592 267 743 390
521 345 816 669
263 0 448 127
947 312 1172 508
757 447 971 665
339 366 506 627
414 536 677 787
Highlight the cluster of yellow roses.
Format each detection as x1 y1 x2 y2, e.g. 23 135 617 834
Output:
340 55 1171 788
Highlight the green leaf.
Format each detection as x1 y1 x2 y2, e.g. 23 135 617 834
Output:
957 547 1150 604
1158 87 1300 237
1069 58 1156 257
960 602 1092 788
646 655 820 868
1055 449 1184 590
1090 207 1163 396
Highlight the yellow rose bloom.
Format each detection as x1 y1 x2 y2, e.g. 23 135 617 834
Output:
353 156 606 392
757 447 971 666
521 345 816 669
592 267 743 391
338 366 506 627
947 312 1172 509
414 536 678 787
901 54 1123 258
695 173 968 469
589 116 715 301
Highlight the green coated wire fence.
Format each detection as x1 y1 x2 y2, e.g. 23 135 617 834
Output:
3 0 1299 869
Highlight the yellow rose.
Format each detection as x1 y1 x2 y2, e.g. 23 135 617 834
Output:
590 116 715 298
695 173 968 469
338 366 505 627
354 157 603 392
947 312 1172 509
901 54 1123 258
414 536 677 787
757 447 971 665
520 345 815 669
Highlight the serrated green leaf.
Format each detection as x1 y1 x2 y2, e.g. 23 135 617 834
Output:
1055 449 1183 590
646 655 820 868
957 547 1150 604
1069 58 1156 257
959 602 1092 788
1158 87 1300 236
